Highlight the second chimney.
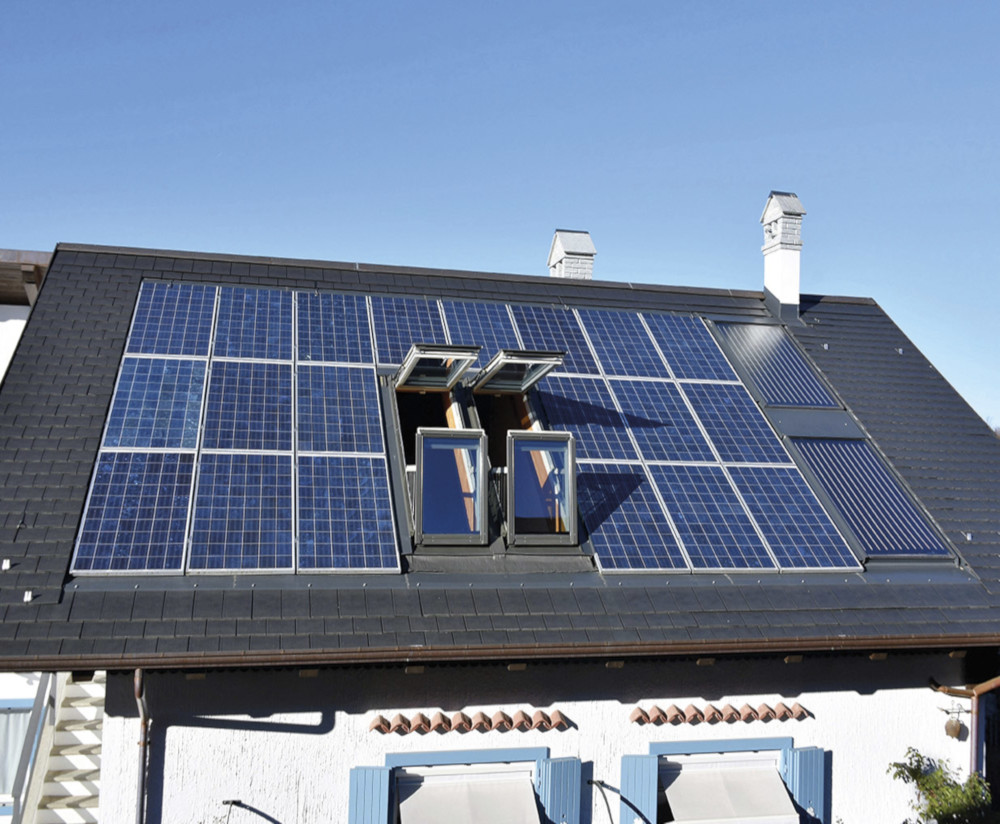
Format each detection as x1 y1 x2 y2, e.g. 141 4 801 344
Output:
548 230 596 279
760 191 805 321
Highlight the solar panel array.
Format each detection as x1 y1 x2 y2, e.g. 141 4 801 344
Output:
76 282 950 575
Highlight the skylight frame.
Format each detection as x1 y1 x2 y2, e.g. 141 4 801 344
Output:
505 430 577 547
413 427 489 546
471 349 565 394
395 343 481 391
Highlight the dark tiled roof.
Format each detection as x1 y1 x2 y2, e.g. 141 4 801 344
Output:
0 244 998 671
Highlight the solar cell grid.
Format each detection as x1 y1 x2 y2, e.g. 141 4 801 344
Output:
214 287 293 360
643 313 736 380
609 379 714 462
297 292 373 363
728 465 859 569
298 456 398 569
202 361 292 451
717 323 838 408
576 309 669 378
126 282 216 357
74 452 193 571
576 463 686 570
510 304 598 374
104 358 205 449
682 382 790 464
297 366 384 453
536 376 637 461
649 464 775 569
370 296 447 364
794 438 951 558
441 300 521 370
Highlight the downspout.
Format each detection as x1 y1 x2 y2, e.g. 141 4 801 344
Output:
930 675 1000 775
135 668 149 824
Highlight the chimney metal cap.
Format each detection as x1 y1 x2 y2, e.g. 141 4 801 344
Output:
547 230 596 268
760 191 806 223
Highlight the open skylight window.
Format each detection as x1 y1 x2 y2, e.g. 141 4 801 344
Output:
472 349 564 394
396 344 481 391
506 431 576 546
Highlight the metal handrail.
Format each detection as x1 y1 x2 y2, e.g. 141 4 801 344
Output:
11 671 55 823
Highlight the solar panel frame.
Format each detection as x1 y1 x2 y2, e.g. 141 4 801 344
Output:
682 382 792 464
441 299 523 371
202 361 293 451
126 282 217 357
214 286 293 360
642 313 737 381
370 295 448 365
297 365 384 454
608 378 715 463
576 309 670 378
297 291 374 364
534 376 638 461
510 304 599 375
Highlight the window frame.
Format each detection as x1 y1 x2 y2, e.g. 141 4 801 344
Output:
413 427 489 546
505 430 577 547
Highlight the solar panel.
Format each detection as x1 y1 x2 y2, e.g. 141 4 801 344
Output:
535 376 637 461
510 304 598 374
74 452 193 571
441 300 522 370
189 453 294 570
126 282 216 356
104 358 205 449
716 323 838 407
576 463 686 570
794 438 951 558
682 383 790 464
370 296 447 364
608 379 714 462
576 309 670 378
728 465 859 569
297 292 373 364
642 313 737 381
298 456 398 569
202 361 292 451
297 366 384 454
649 464 775 569
214 287 293 360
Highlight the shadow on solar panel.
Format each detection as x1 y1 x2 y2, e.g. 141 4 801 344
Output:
575 467 645 531
536 389 624 428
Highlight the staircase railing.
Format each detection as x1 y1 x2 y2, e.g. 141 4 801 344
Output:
11 672 55 824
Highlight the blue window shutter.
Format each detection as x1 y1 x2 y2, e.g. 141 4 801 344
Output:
782 746 827 823
535 756 581 824
620 754 658 824
348 765 392 824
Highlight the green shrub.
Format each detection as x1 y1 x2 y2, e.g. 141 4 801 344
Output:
888 747 997 823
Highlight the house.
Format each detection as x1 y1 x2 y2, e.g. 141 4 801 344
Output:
1 193 999 823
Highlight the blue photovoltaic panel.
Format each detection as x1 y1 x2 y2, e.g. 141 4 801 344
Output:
214 287 293 360
297 292 373 363
643 313 737 381
127 282 216 357
794 438 951 558
728 465 859 569
577 309 669 378
297 366 384 453
609 379 714 462
73 452 192 571
441 300 521 370
649 464 775 569
510 304 598 374
716 323 838 408
577 463 686 570
189 453 294 570
298 456 398 569
370 296 447 364
683 383 790 464
202 361 292 451
535 376 637 461
104 358 205 449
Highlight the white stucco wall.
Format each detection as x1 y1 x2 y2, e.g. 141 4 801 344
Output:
0 306 29 382
0 672 40 702
98 654 975 824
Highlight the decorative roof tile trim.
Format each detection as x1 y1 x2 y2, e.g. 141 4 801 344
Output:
630 702 810 725
371 709 572 735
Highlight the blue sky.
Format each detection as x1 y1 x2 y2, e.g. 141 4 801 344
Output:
3 2 998 423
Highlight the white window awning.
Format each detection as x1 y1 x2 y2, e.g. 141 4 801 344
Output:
661 759 798 824
398 772 541 824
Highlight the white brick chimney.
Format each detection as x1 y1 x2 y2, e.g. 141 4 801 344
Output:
760 191 805 320
548 230 596 280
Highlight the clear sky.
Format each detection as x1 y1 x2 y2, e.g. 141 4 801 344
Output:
3 2 998 424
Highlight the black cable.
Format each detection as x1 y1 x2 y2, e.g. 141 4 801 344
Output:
587 779 616 824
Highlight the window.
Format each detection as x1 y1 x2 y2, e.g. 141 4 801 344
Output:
506 431 576 546
396 344 480 392
413 429 488 545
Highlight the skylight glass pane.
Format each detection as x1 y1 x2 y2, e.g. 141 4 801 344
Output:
298 456 398 569
794 438 951 558
508 435 574 542
442 300 521 370
126 282 216 357
649 464 775 569
609 379 714 462
418 433 484 538
683 383 791 464
73 452 192 572
370 296 447 365
717 323 838 407
189 453 294 570
643 313 737 380
577 463 686 570
297 292 373 363
535 376 637 461
202 362 292 451
297 366 383 453
577 309 669 378
728 465 860 569
510 304 598 375
104 358 205 449
214 286 292 360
